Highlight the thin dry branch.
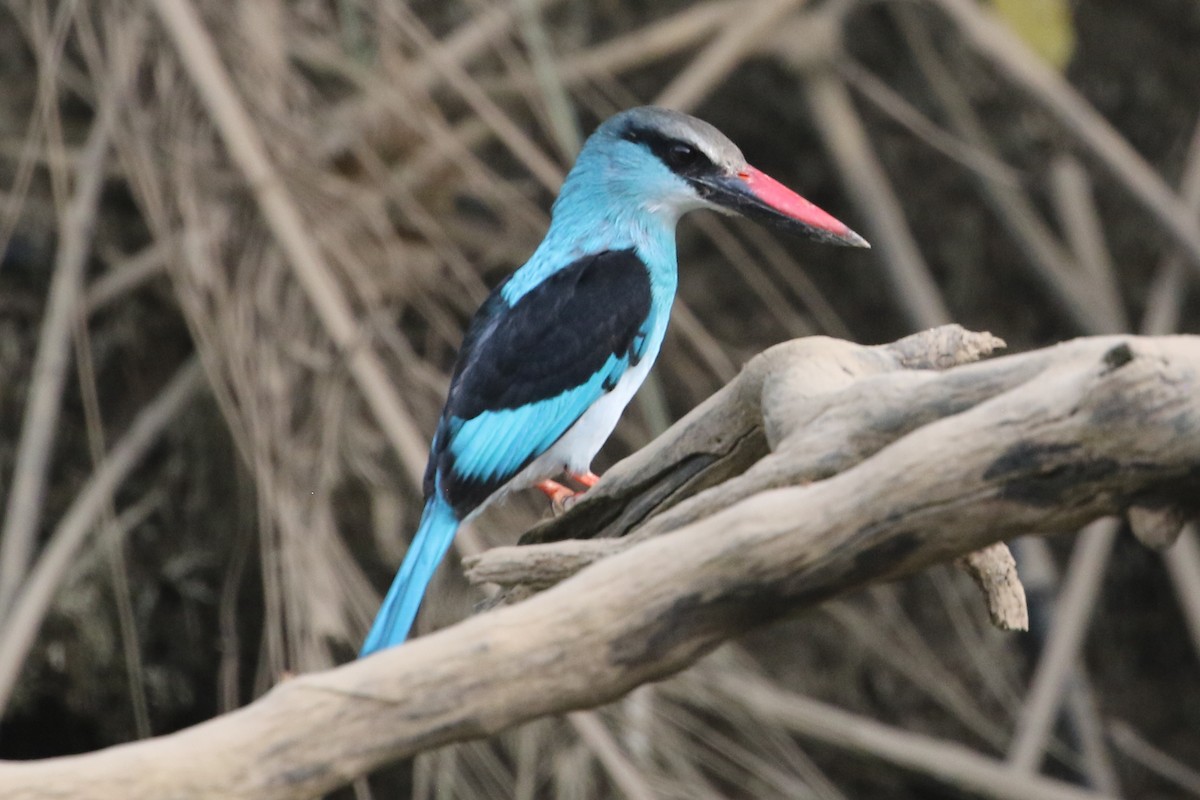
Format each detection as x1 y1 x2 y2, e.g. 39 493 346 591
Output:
1006 519 1119 772
1048 156 1128 331
548 1 738 87
149 0 430 485
0 357 205 713
836 59 1019 188
1164 527 1200 662
0 331 1196 799
0 32 125 617
654 0 800 112
891 6 1106 336
689 670 1115 800
802 72 951 329
1149 115 1200 665
931 0 1200 277
1108 719 1200 797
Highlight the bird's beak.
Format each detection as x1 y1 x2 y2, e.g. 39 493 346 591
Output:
695 165 870 248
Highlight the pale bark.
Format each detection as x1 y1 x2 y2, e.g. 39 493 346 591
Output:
1 328 1197 800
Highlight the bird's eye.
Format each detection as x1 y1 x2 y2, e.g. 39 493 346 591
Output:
665 142 705 172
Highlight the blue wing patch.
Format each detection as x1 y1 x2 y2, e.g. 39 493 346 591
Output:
447 353 628 488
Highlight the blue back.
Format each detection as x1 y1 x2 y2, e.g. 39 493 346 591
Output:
362 112 693 653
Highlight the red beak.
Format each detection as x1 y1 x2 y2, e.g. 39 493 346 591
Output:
692 164 869 248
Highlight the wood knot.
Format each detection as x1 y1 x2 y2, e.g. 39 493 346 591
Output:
1102 343 1134 372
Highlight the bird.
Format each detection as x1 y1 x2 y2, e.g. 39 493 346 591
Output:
360 106 868 655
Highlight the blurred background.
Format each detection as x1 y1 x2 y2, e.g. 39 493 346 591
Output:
0 0 1198 797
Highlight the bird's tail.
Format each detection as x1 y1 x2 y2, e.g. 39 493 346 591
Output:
360 496 459 656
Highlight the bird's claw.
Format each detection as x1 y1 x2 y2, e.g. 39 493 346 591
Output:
537 479 576 515
537 471 602 515
555 494 581 515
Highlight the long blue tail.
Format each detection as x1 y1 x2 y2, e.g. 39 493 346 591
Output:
360 496 460 656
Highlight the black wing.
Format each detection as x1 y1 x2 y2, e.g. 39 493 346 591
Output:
423 249 653 513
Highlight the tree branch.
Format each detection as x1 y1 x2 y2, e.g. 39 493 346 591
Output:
1 329 1197 800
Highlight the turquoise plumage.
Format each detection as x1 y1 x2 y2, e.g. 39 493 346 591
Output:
360 107 867 655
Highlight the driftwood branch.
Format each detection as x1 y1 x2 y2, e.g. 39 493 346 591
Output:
518 324 1005 549
1 328 1198 800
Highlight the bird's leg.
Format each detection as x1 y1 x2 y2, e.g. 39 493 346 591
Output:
569 470 601 489
538 472 601 514
536 479 577 512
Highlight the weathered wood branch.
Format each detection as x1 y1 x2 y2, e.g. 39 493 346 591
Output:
471 331 1195 602
1 329 1197 800
519 324 1007 548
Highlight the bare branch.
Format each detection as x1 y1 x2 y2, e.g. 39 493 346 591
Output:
0 331 1195 799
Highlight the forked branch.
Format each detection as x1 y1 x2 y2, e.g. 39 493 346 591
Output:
1 328 1197 800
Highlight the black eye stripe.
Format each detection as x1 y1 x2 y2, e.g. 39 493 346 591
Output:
622 125 716 177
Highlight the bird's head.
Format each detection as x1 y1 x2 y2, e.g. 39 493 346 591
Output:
562 106 868 248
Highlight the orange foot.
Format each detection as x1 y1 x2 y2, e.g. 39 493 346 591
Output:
569 470 601 488
537 480 575 515
536 479 576 506
537 471 603 514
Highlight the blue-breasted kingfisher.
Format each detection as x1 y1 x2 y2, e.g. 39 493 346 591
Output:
360 106 869 655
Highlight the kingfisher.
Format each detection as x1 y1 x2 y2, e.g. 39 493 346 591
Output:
360 106 868 655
